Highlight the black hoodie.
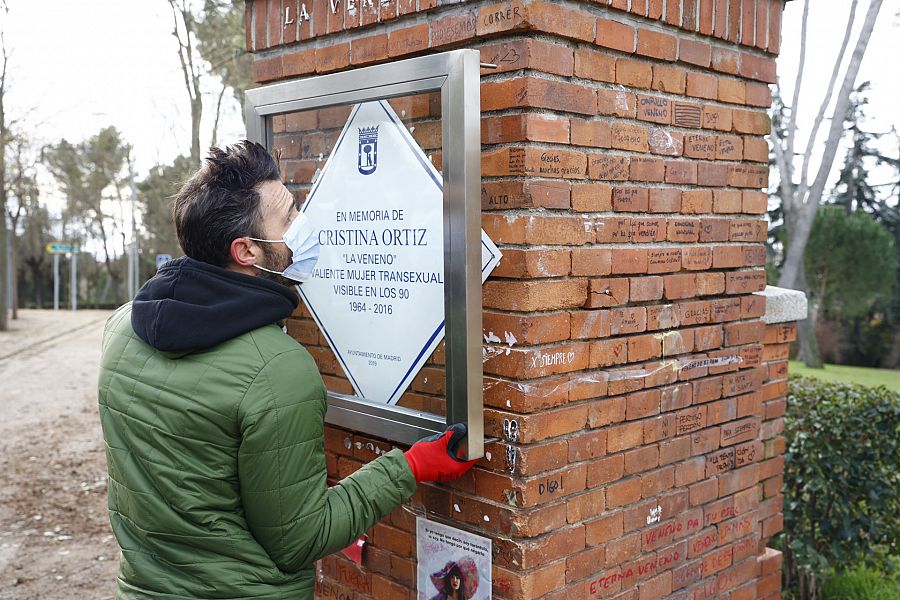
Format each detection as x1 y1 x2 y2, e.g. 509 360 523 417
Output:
131 256 299 353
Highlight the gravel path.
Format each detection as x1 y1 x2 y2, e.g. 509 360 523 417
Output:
0 309 118 600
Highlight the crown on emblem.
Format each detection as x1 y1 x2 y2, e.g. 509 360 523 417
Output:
358 125 379 143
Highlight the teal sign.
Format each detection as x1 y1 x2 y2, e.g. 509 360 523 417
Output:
45 243 80 254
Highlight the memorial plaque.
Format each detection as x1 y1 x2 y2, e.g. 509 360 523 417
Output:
245 50 492 449
298 99 500 405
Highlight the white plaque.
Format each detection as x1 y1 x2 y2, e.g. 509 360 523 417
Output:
299 100 500 405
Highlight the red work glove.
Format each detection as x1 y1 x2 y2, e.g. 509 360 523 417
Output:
404 423 478 483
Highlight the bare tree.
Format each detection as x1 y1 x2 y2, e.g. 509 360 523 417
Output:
5 135 38 319
1 14 10 330
772 0 884 366
20 186 49 308
168 0 204 165
167 0 252 161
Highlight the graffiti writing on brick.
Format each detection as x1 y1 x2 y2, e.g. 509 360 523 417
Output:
612 124 647 149
539 151 583 176
590 155 630 180
508 147 530 175
489 44 522 66
677 409 705 434
638 96 671 123
704 504 742 526
481 3 524 28
649 249 682 272
538 475 561 495
432 14 477 46
685 134 716 157
721 418 760 443
730 220 756 240
712 298 741 320
735 442 759 466
531 350 576 369
707 447 735 474
691 529 719 555
717 137 739 158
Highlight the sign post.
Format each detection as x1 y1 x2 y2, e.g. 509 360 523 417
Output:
46 243 80 311
53 253 59 311
71 253 77 311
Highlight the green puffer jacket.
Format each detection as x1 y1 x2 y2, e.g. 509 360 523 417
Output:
98 257 417 599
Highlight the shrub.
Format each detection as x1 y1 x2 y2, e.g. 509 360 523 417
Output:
781 377 900 599
822 563 900 600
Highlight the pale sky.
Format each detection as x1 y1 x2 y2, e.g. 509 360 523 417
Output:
2 0 246 176
777 0 900 192
2 0 898 200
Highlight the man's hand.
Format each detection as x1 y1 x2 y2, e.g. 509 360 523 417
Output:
403 424 478 483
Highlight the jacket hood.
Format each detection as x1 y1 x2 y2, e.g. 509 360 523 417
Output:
131 256 299 352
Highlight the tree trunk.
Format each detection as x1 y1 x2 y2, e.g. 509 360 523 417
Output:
34 267 42 308
99 276 112 307
191 96 202 165
798 304 823 367
110 270 121 306
10 236 17 319
778 202 816 291
0 35 7 331
25 258 42 308
211 83 227 148
795 263 823 367
0 138 6 330
0 212 7 331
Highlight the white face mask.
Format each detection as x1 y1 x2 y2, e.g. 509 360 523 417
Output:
248 212 320 283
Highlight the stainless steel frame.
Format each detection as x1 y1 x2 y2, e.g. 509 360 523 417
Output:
244 50 484 459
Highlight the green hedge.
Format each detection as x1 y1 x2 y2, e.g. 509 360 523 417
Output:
780 377 900 599
822 564 900 600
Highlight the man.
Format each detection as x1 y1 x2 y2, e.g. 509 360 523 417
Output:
98 141 475 599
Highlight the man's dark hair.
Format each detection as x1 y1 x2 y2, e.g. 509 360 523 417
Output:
173 141 281 267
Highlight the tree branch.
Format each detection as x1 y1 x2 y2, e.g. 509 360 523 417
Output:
773 130 796 213
211 82 227 148
179 1 202 103
168 0 195 104
168 0 203 164
806 0 885 216
785 0 811 179
799 0 859 195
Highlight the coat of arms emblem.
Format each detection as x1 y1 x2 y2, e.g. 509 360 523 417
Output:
357 125 379 175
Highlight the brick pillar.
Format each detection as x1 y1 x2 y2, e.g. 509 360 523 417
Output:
753 285 807 600
246 1 789 598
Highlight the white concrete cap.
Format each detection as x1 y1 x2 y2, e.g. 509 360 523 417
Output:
755 285 808 325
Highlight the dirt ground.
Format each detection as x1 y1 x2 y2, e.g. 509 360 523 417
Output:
0 309 119 600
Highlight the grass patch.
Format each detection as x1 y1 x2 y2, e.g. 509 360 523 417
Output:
822 564 900 599
789 361 900 391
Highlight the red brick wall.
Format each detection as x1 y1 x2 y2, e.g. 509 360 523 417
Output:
247 1 788 598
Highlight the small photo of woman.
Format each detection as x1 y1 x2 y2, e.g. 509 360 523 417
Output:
429 556 479 600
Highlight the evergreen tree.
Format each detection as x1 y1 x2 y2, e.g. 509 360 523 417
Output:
137 155 194 278
832 83 898 230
